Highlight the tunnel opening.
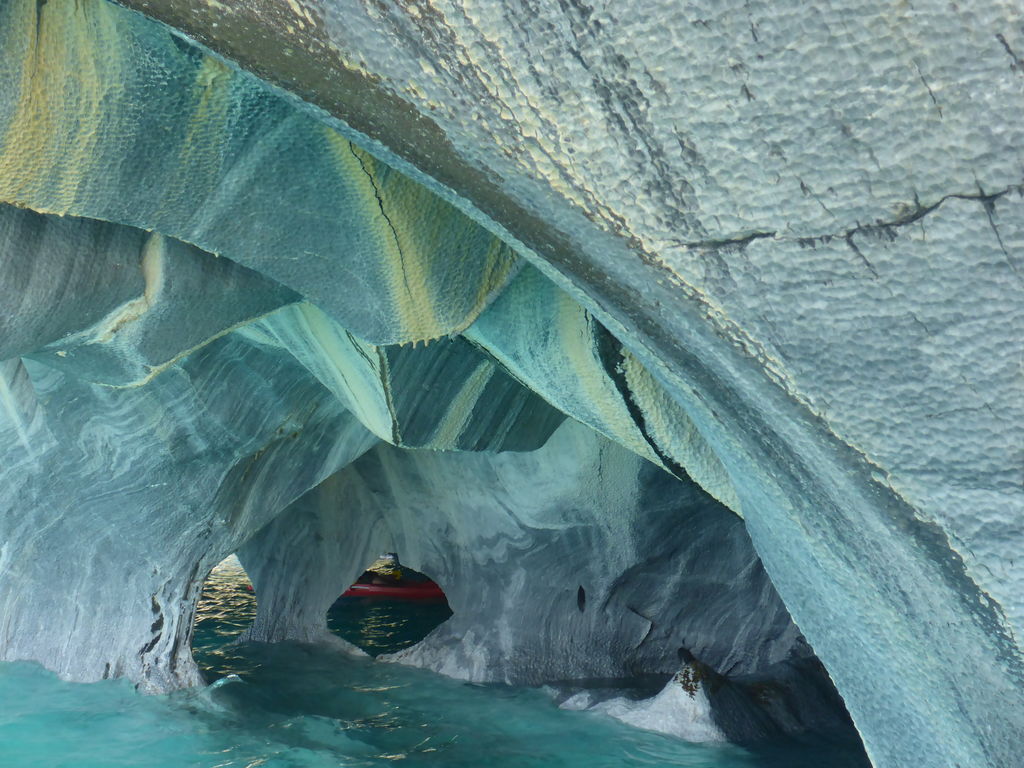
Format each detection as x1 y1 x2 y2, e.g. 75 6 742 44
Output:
191 554 258 680
328 552 452 657
190 551 452 676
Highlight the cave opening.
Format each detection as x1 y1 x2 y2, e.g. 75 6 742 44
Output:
191 550 452 678
328 552 452 657
190 555 259 681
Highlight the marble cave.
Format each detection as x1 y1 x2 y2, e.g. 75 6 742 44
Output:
0 0 1022 766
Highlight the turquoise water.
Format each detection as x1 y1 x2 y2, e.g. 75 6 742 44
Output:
0 558 869 767
326 598 453 657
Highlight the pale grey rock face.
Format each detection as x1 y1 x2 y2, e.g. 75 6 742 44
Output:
684 193 1024 631
587 679 723 744
0 206 303 387
0 0 1021 765
0 336 378 691
0 207 145 360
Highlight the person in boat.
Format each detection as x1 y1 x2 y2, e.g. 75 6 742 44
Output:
361 552 405 585
344 553 444 599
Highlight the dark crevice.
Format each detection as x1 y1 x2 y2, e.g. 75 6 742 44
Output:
913 61 943 118
594 322 693 483
798 177 838 219
171 560 205 675
980 194 1018 276
995 33 1024 74
676 185 1022 268
675 230 776 251
348 144 417 306
375 346 402 445
33 0 47 42
843 232 879 278
842 185 1015 237
841 185 1021 280
344 329 376 368
139 630 162 656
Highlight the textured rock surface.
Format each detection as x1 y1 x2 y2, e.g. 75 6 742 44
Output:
0 0 1021 765
0 0 520 345
0 203 568 688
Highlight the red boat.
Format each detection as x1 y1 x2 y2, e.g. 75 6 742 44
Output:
341 580 445 600
339 554 446 601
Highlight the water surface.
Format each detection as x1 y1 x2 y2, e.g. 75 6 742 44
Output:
1 557 869 767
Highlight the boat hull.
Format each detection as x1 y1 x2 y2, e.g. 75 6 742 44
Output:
341 581 445 600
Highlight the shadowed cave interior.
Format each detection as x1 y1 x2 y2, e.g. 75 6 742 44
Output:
189 425 860 746
2 0 1023 766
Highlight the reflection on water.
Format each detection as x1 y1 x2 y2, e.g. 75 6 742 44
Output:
328 598 452 657
191 555 261 681
193 557 257 645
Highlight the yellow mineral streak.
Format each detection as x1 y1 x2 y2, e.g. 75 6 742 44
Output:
428 359 494 449
322 130 443 343
0 0 123 213
283 0 305 22
157 56 232 219
621 349 741 515
293 303 394 440
90 232 166 344
456 237 518 334
555 296 657 464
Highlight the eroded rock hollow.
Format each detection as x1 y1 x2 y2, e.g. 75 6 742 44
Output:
0 0 1021 766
